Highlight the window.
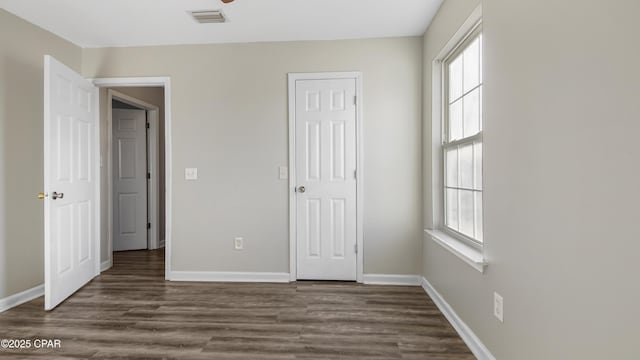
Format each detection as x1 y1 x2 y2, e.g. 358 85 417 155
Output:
442 25 483 247
427 6 484 272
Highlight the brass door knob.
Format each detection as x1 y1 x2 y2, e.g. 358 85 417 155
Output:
37 192 47 199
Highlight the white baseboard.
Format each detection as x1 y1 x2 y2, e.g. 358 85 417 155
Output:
0 284 44 313
169 271 290 283
101 259 113 272
421 277 496 360
363 274 422 286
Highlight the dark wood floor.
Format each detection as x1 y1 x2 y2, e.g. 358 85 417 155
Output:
0 249 474 359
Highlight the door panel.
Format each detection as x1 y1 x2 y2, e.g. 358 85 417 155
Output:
44 55 99 310
306 198 321 258
112 108 148 251
330 121 345 181
77 201 91 263
330 198 346 258
296 78 357 281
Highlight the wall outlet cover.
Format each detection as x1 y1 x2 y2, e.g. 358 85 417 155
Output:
185 168 198 180
234 237 243 250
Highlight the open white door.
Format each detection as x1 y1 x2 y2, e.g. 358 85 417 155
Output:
112 108 148 251
44 55 100 310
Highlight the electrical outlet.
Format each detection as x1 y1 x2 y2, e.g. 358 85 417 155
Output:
494 292 504 322
185 168 198 180
234 237 243 250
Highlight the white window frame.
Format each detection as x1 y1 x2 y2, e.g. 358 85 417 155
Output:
442 24 483 249
426 5 486 273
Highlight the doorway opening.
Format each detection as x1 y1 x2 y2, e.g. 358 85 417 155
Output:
104 87 166 273
92 77 172 281
43 62 173 310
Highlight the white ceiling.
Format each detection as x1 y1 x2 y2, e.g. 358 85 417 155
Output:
0 0 443 48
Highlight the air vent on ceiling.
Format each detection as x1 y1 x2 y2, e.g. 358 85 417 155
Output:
190 10 226 23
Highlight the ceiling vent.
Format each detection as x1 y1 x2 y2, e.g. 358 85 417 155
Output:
190 10 226 23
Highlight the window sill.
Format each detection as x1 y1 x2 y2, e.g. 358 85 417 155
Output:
424 229 487 273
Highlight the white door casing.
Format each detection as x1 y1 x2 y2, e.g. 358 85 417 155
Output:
91 77 171 281
294 78 358 281
112 108 148 251
44 55 100 310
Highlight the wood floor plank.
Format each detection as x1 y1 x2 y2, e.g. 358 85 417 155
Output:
0 249 474 359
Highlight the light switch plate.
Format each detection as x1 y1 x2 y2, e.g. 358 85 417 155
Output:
185 168 198 180
279 166 288 180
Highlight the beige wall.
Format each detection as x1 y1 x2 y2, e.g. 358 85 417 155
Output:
423 0 640 359
3 4 638 357
99 87 165 263
0 9 82 299
83 37 423 275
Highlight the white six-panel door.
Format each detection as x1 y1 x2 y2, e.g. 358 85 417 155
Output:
112 108 148 251
44 55 99 310
295 78 357 280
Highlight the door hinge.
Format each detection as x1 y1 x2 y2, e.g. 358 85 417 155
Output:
147 172 151 179
354 169 357 180
355 243 358 254
353 95 357 105
147 223 151 229
146 122 150 129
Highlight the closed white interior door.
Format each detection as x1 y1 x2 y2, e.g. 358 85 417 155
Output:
112 108 148 251
44 55 99 310
295 78 357 280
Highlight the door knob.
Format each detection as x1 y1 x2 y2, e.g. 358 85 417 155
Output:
297 186 306 193
37 192 47 200
52 192 64 200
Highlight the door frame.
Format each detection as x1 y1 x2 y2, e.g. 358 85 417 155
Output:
287 72 364 283
92 77 172 280
108 89 160 253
